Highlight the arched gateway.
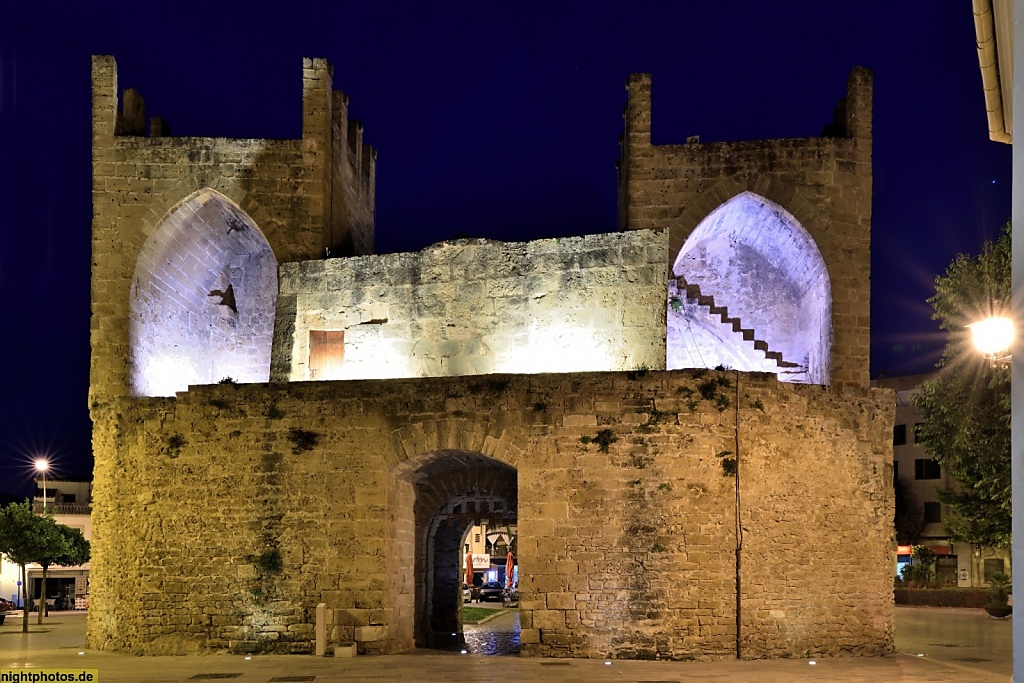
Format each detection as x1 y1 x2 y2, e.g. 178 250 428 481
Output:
388 450 517 649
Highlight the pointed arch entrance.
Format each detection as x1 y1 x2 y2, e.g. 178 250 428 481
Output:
667 191 832 384
388 450 518 651
128 189 278 396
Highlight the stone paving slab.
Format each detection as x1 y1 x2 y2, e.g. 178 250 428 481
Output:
0 608 1011 682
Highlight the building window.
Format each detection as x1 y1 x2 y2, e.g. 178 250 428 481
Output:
914 422 924 443
915 458 941 480
309 330 345 380
475 534 480 543
893 460 898 485
923 501 942 523
984 558 1006 583
893 424 907 446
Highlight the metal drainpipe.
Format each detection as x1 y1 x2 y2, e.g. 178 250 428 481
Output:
734 369 742 659
973 0 1011 142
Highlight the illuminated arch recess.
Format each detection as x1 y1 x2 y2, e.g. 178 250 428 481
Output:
129 190 278 396
668 192 832 385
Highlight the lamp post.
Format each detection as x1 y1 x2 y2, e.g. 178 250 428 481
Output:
968 316 1014 364
34 459 49 510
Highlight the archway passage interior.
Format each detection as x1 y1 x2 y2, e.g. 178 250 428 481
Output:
667 191 832 385
128 189 278 396
388 450 517 651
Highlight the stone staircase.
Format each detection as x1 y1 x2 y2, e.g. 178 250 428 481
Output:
673 277 803 372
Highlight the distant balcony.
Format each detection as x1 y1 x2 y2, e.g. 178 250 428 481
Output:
32 502 92 515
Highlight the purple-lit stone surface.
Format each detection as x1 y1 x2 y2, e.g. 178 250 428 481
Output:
128 189 278 396
668 192 831 384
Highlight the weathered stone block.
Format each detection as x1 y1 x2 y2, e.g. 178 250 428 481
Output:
354 625 386 642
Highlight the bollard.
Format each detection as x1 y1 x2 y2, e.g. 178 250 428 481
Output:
315 603 327 656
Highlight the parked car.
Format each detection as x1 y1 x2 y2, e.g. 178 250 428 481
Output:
0 598 15 612
478 582 504 602
462 584 472 603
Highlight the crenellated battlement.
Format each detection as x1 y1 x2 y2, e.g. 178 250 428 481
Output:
300 56 376 257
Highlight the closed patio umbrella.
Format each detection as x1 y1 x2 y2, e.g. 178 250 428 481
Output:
505 551 514 589
465 551 474 586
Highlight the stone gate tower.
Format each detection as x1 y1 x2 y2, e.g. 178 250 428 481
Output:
85 58 894 661
89 55 375 404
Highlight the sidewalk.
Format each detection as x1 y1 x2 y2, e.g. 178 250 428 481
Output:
0 607 1011 682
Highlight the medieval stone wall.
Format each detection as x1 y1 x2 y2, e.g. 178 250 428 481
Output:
89 56 375 405
87 370 894 660
270 230 669 382
619 68 873 388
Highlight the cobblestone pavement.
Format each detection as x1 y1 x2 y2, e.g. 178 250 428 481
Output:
463 610 520 655
0 607 1011 682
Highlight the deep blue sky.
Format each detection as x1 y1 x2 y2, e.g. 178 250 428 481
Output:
0 3 1011 497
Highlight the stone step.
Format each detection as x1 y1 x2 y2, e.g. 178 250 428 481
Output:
677 276 806 374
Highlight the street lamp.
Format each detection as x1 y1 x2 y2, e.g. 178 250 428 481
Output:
968 316 1014 364
34 459 49 510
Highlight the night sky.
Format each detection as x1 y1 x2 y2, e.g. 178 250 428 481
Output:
0 3 1012 498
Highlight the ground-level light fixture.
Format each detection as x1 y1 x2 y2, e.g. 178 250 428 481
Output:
968 316 1014 363
34 458 49 509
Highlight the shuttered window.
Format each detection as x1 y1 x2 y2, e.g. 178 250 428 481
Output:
309 330 345 380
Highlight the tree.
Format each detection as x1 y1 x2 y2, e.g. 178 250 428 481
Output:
902 545 937 587
0 503 52 632
35 520 90 624
0 502 91 632
894 477 925 545
912 223 1011 549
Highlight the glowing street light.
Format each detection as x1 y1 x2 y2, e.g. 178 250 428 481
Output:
968 316 1014 363
35 459 49 509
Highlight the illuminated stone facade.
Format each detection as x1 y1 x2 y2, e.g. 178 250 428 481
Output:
271 231 668 382
87 56 892 660
89 371 894 658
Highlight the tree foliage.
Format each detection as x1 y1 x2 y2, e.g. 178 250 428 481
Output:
912 223 1011 548
901 545 937 587
893 477 925 545
0 502 91 631
33 519 90 623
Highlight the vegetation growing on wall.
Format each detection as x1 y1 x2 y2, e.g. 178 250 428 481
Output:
248 548 283 574
286 428 319 454
717 450 736 477
166 434 186 458
245 548 283 606
593 429 618 453
580 429 619 452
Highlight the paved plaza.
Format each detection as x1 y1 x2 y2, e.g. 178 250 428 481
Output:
0 606 1011 682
